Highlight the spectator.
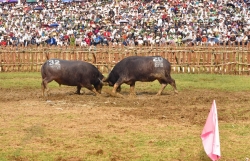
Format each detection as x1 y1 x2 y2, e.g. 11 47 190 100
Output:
47 35 57 46
0 0 248 48
1 35 7 46
201 34 208 45
196 34 202 45
69 34 76 47
36 35 42 47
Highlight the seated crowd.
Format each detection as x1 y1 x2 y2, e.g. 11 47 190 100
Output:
0 0 250 48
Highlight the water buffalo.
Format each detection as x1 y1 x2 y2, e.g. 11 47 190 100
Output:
41 59 104 96
103 56 177 96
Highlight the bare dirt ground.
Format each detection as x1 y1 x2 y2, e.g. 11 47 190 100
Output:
1 86 249 124
0 86 250 160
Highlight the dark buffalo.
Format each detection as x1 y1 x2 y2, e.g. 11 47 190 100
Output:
103 56 177 96
41 59 104 96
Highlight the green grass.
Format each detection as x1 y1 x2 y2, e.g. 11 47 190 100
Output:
1 72 250 92
2 122 249 161
173 74 250 91
0 72 58 89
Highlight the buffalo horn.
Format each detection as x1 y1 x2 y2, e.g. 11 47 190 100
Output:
102 77 108 82
99 77 109 86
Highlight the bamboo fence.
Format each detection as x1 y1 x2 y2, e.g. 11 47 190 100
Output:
0 43 250 75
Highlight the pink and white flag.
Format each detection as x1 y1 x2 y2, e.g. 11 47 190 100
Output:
201 100 221 161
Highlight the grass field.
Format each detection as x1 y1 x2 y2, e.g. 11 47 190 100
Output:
1 72 250 91
0 72 250 161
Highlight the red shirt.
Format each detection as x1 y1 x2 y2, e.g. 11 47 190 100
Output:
1 40 7 46
87 32 93 38
103 31 111 37
63 35 69 41
84 37 91 45
162 14 167 19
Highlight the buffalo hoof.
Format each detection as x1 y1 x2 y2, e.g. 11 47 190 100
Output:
73 92 82 95
112 92 124 98
105 90 124 98
174 90 178 94
156 93 162 96
74 91 79 94
94 92 104 97
74 90 84 95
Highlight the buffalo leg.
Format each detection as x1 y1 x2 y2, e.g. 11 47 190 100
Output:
112 83 124 98
75 86 81 94
116 85 121 92
112 83 119 93
83 84 100 96
169 78 178 94
41 77 54 97
156 81 167 95
111 77 125 97
41 81 46 97
129 82 136 96
112 78 123 94
157 78 178 95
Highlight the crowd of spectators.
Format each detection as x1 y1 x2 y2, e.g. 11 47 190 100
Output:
0 0 250 48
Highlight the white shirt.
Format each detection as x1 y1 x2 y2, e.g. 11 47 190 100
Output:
157 18 162 27
36 37 42 43
236 36 242 42
138 39 143 45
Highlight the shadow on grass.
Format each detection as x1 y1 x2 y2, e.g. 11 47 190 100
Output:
199 149 213 161
8 124 45 161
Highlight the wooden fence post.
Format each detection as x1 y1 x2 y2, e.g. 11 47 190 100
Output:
0 45 249 74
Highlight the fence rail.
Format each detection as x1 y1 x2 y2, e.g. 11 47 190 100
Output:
1 44 250 75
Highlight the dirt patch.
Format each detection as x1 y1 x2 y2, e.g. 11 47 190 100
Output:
1 87 250 160
1 87 249 125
